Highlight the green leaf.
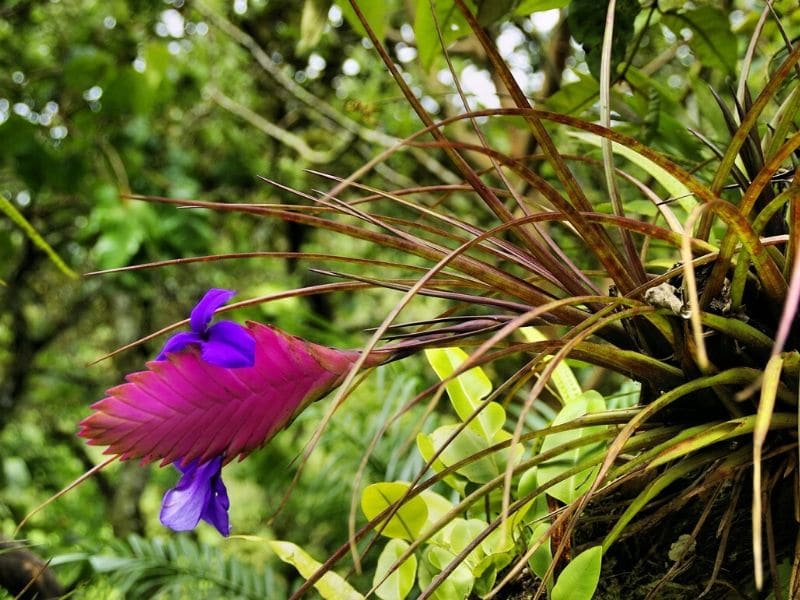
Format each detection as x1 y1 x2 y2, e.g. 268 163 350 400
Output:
92 225 143 270
414 0 473 71
269 541 364 600
568 0 640 78
418 546 475 599
419 424 519 484
517 467 549 522
448 518 487 559
299 0 331 55
545 71 599 115
568 131 696 213
361 482 429 540
417 431 467 492
662 7 737 75
476 0 519 26
0 194 77 279
520 328 582 405
551 545 602 600
515 0 570 14
537 392 607 504
336 0 387 41
425 347 502 440
419 489 456 527
374 539 417 600
527 522 554 584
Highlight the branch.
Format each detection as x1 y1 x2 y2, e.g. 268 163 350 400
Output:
207 86 354 164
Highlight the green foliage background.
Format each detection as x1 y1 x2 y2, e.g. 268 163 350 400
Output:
1 0 798 597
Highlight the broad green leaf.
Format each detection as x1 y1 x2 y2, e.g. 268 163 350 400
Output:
476 0 519 26
622 66 703 159
662 7 737 75
545 71 599 115
63 46 115 90
538 392 607 504
568 0 639 78
521 327 582 405
415 0 473 71
298 0 330 55
421 425 497 483
552 545 602 600
92 225 143 270
476 529 515 572
374 539 417 600
0 194 77 279
448 518 487 562
527 522 554 584
419 490 456 529
361 482 428 540
336 0 387 41
142 42 170 89
473 551 513 596
269 541 363 600
481 525 516 558
425 347 503 440
419 546 474 600
517 467 549 523
515 0 570 14
103 68 156 115
420 424 522 484
417 431 467 492
606 379 641 410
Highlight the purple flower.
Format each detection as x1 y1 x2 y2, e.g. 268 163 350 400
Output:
156 288 255 368
160 455 230 536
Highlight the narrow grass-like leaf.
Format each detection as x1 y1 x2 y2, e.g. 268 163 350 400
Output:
709 41 800 197
753 355 784 590
568 132 695 213
603 445 735 549
599 0 646 284
649 413 796 469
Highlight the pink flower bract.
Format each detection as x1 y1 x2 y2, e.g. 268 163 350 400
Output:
79 322 381 466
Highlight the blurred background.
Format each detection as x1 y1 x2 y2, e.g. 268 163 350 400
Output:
1 0 796 597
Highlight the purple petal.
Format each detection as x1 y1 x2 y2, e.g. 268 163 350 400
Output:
160 456 230 536
156 332 204 361
201 321 256 368
201 473 231 534
189 289 236 334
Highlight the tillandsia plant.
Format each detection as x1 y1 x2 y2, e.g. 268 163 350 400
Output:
14 1 799 598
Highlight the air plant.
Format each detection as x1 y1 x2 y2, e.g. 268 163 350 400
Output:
20 1 799 598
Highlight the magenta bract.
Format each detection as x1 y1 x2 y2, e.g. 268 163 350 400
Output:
79 322 380 466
